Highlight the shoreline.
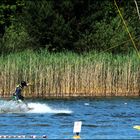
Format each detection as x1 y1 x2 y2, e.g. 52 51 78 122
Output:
1 95 140 100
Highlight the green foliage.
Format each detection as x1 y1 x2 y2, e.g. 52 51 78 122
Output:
74 16 130 53
1 23 29 53
0 0 140 54
0 0 25 37
22 1 55 50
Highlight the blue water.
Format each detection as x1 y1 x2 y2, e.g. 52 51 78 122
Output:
0 97 140 139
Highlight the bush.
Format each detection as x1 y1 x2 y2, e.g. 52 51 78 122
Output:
2 23 29 53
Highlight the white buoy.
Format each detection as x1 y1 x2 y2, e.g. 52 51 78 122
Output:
73 121 82 139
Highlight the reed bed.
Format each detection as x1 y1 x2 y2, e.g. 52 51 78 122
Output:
0 50 140 98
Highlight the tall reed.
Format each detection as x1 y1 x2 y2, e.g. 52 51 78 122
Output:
0 50 140 98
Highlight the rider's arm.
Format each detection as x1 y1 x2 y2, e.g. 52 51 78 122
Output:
27 83 32 86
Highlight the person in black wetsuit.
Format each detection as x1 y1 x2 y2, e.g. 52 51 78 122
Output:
13 81 29 101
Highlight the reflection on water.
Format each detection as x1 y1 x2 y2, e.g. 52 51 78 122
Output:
0 97 140 139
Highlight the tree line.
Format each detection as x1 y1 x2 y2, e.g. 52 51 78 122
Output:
0 0 140 54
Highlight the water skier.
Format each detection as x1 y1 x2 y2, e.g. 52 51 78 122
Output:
12 81 30 102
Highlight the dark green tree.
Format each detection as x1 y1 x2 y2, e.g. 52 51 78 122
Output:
0 0 140 54
0 0 25 37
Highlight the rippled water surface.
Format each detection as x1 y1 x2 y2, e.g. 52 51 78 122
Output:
0 97 140 139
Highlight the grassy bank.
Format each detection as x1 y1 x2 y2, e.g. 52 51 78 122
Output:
0 50 140 98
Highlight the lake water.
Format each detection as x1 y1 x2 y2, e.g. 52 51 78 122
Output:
0 97 140 139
